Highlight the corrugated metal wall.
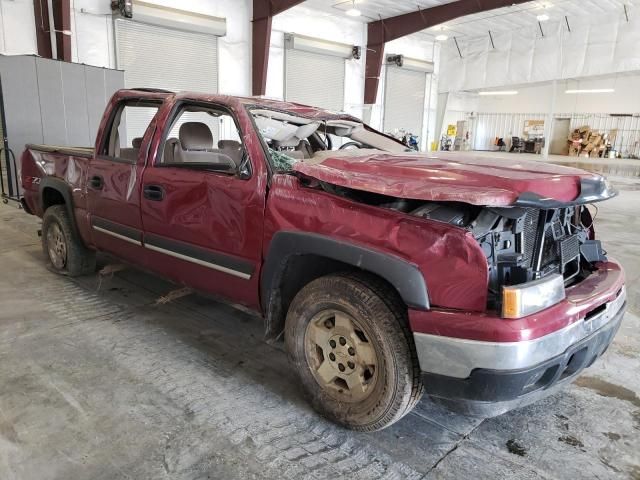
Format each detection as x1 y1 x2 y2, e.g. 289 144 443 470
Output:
0 54 124 197
471 113 546 151
467 112 640 157
285 49 345 112
563 114 640 158
383 67 426 137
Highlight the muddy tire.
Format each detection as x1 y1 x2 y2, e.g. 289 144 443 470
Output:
42 205 96 276
285 272 424 431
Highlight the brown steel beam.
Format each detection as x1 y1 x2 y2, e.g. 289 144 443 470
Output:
33 0 52 59
364 0 531 104
52 0 72 61
252 0 305 96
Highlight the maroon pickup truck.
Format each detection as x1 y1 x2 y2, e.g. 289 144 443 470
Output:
20 89 626 431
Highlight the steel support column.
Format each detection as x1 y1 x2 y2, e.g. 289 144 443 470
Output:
33 0 53 59
252 0 305 96
364 0 531 104
52 0 72 62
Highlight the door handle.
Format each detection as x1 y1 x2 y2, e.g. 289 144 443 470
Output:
89 175 104 190
143 184 165 201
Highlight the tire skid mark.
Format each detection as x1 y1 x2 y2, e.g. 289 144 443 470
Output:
31 276 425 479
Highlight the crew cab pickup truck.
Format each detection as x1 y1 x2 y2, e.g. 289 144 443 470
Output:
20 89 626 431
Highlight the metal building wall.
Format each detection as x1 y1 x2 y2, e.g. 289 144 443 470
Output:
563 114 640 158
0 55 123 197
471 112 546 150
468 111 640 157
284 48 346 112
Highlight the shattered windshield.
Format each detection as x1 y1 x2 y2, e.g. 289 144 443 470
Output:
249 108 406 172
269 148 298 171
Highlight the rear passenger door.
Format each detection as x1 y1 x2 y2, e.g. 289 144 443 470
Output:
139 101 265 310
87 98 161 263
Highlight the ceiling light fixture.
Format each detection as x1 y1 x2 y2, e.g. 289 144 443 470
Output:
435 34 448 41
536 13 549 21
565 88 615 93
345 0 361 16
478 90 519 95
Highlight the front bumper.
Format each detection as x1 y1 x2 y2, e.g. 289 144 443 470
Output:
423 297 625 417
411 261 626 417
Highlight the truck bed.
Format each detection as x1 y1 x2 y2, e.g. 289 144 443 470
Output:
26 144 94 158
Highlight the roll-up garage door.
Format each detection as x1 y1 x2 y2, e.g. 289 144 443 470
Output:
285 49 345 112
383 66 426 137
115 19 218 143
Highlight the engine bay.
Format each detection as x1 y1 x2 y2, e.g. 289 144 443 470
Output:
308 179 607 311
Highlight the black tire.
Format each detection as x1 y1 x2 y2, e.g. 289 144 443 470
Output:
285 272 424 431
42 205 96 276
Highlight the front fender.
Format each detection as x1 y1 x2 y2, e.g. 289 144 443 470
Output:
261 231 429 311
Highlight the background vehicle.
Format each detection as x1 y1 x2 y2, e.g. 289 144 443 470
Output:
20 89 626 430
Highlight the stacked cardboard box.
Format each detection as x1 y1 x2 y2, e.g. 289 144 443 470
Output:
567 126 611 158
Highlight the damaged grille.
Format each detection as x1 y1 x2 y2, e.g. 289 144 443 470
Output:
481 204 592 310
559 235 580 270
520 209 539 268
522 213 580 275
541 227 558 268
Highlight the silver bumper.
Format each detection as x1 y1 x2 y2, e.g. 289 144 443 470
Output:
414 286 626 379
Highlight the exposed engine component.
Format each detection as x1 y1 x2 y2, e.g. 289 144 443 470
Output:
472 205 605 310
410 203 475 227
311 180 605 312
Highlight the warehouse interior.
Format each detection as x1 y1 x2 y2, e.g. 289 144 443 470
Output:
0 0 639 478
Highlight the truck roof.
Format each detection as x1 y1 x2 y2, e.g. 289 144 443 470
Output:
118 88 354 121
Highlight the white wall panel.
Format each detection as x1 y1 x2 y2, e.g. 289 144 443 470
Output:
285 49 345 112
115 19 218 93
273 5 365 118
471 112 546 150
484 31 511 87
70 0 251 95
440 14 640 93
384 35 439 148
462 37 488 90
265 32 285 100
582 25 617 77
0 0 37 55
506 29 535 85
383 67 426 137
613 16 640 72
438 41 465 93
440 109 640 158
560 23 588 79
531 22 561 83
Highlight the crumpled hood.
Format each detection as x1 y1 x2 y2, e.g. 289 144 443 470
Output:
293 152 603 206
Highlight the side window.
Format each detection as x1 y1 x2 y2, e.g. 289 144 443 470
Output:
160 104 248 177
101 101 159 162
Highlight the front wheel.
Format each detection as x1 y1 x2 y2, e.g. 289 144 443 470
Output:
285 272 424 431
42 205 96 276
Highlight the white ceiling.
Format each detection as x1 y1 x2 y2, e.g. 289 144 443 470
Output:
303 0 638 39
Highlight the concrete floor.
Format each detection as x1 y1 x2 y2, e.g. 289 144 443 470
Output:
0 155 639 479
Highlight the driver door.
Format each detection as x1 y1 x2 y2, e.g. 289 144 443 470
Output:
140 100 265 310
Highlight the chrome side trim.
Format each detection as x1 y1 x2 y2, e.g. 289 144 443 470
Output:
145 243 252 280
414 286 626 378
92 225 142 246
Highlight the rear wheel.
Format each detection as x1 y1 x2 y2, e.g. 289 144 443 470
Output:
42 205 96 276
285 272 424 431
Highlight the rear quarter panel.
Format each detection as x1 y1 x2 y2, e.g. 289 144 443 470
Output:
21 148 93 245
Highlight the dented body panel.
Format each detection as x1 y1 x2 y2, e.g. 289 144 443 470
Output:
264 174 489 311
293 152 608 206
